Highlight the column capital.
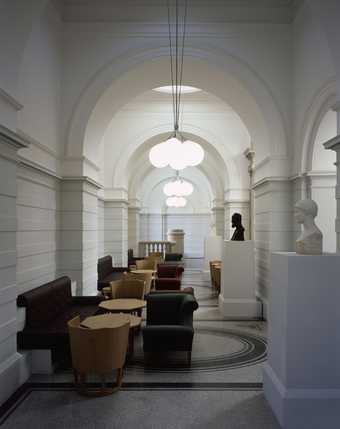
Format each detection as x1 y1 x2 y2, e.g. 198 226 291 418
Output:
0 124 28 163
324 135 340 152
332 101 340 113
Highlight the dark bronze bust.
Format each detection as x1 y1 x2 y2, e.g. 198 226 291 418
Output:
231 213 245 241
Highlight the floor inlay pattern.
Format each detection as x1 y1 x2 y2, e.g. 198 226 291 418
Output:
128 326 266 372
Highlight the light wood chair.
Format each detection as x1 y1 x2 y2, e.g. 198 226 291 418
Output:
209 260 221 294
124 271 153 295
110 279 145 300
136 258 157 270
68 316 129 396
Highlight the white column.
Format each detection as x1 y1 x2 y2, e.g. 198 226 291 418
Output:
128 202 141 256
244 148 255 239
211 205 225 238
252 179 294 317
59 178 100 295
104 200 128 266
0 126 30 405
324 133 340 252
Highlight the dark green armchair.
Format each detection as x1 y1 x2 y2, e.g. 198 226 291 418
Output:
142 292 199 364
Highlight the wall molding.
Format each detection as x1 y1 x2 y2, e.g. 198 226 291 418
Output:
16 130 59 158
0 88 23 112
18 158 62 181
0 125 28 151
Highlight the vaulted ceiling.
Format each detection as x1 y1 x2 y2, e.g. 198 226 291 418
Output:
58 0 304 23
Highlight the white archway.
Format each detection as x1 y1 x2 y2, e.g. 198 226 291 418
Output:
65 46 288 176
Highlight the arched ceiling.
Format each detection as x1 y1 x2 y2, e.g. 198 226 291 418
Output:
66 50 288 173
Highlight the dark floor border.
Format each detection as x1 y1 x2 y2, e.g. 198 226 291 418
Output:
0 381 263 425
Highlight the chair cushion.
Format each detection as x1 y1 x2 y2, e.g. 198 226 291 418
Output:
17 304 101 350
155 278 181 290
17 277 72 328
157 265 181 278
97 255 113 280
143 325 194 352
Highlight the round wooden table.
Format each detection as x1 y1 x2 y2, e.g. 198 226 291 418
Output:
81 313 142 355
99 298 146 314
81 313 141 329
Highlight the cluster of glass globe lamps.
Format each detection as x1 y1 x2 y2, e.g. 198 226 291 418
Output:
149 136 204 207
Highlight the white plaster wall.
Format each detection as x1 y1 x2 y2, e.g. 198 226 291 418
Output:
16 1 62 175
16 165 60 295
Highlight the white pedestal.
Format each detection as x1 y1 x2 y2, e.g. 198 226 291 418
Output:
203 235 223 281
167 229 185 255
263 252 340 429
218 240 260 318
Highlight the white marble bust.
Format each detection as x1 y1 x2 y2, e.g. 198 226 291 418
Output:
294 199 323 255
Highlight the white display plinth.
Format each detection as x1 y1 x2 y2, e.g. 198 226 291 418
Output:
263 252 340 429
167 229 185 255
218 240 260 318
203 235 223 281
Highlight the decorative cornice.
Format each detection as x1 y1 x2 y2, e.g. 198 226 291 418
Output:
324 134 340 151
0 125 28 150
252 176 291 189
18 158 62 180
62 176 102 189
16 129 59 158
0 88 23 111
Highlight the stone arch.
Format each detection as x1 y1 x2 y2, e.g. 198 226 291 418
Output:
65 45 288 173
300 79 337 174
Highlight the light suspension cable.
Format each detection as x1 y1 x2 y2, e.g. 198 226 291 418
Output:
149 0 204 171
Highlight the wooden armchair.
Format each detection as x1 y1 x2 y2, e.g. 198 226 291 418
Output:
136 258 157 270
209 260 221 294
68 316 129 396
110 279 145 300
123 271 153 295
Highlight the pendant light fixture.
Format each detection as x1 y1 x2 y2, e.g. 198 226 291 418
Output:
163 173 193 197
149 0 204 170
166 196 187 208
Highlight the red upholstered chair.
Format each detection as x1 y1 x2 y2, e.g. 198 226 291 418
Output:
154 264 184 291
157 264 184 279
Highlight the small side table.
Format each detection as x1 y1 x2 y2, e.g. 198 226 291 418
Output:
82 313 142 356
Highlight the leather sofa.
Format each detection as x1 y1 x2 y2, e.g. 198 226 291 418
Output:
17 276 103 363
97 255 130 291
143 292 199 364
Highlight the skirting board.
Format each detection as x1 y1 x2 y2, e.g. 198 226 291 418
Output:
218 295 261 319
263 363 340 429
0 352 30 406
